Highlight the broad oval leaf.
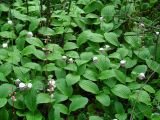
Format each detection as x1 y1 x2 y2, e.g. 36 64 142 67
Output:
111 84 131 99
96 93 110 106
69 95 88 112
79 80 99 94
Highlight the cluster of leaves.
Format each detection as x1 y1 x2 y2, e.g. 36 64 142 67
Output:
0 0 160 120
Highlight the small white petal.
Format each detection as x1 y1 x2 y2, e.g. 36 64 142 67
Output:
140 23 145 27
156 32 159 35
27 83 32 88
62 55 67 60
2 43 8 48
15 79 21 85
27 32 33 38
100 16 103 20
19 82 26 88
138 73 145 80
68 58 74 63
8 20 13 25
99 48 104 51
49 79 55 86
120 60 126 67
93 56 98 61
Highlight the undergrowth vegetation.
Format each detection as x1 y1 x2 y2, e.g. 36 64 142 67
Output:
0 0 160 120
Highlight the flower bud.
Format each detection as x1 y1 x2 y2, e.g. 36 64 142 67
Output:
99 48 105 53
48 79 55 87
62 55 67 60
138 73 145 80
8 20 13 25
27 32 33 38
93 56 98 63
2 43 8 48
27 83 32 89
15 79 21 86
50 94 54 99
19 82 27 90
11 96 16 102
139 23 145 27
120 60 126 67
100 16 103 21
156 32 159 35
105 45 110 50
68 58 74 64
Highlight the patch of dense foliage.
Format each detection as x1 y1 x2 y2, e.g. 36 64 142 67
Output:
0 0 160 119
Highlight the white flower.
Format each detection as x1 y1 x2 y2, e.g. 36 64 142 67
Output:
47 87 54 92
19 82 26 88
120 60 126 67
99 48 105 53
48 79 55 87
113 119 118 120
15 79 21 85
93 56 98 63
2 43 8 48
68 58 74 63
138 73 145 80
100 16 103 21
8 20 13 25
156 32 159 35
27 83 32 89
105 45 110 50
50 94 54 99
27 32 33 38
62 55 67 60
11 96 16 102
140 23 145 27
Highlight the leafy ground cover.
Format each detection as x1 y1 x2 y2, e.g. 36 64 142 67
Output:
0 0 160 120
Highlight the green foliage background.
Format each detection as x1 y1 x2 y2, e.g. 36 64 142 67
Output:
0 0 160 119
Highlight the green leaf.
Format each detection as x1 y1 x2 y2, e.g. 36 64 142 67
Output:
132 90 151 105
24 62 41 71
79 80 99 94
38 27 54 36
54 104 68 114
36 93 52 104
66 51 79 58
24 90 37 112
77 30 105 46
26 111 42 120
89 116 103 120
114 70 126 83
56 78 73 97
0 63 12 76
34 50 46 60
80 52 93 60
0 108 9 120
0 84 16 98
95 55 110 71
64 64 77 72
64 42 78 50
43 63 58 71
111 84 131 99
47 52 62 61
96 93 110 106
134 48 150 60
114 101 125 114
0 3 9 11
83 69 97 81
66 74 80 86
104 32 119 46
0 98 7 108
143 84 155 93
69 95 88 112
146 59 160 74
100 22 113 32
99 70 115 80
29 18 40 31
0 72 7 82
84 1 103 13
11 9 28 21
124 32 141 48
22 45 36 55
26 37 44 48
0 31 16 39
101 5 115 22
